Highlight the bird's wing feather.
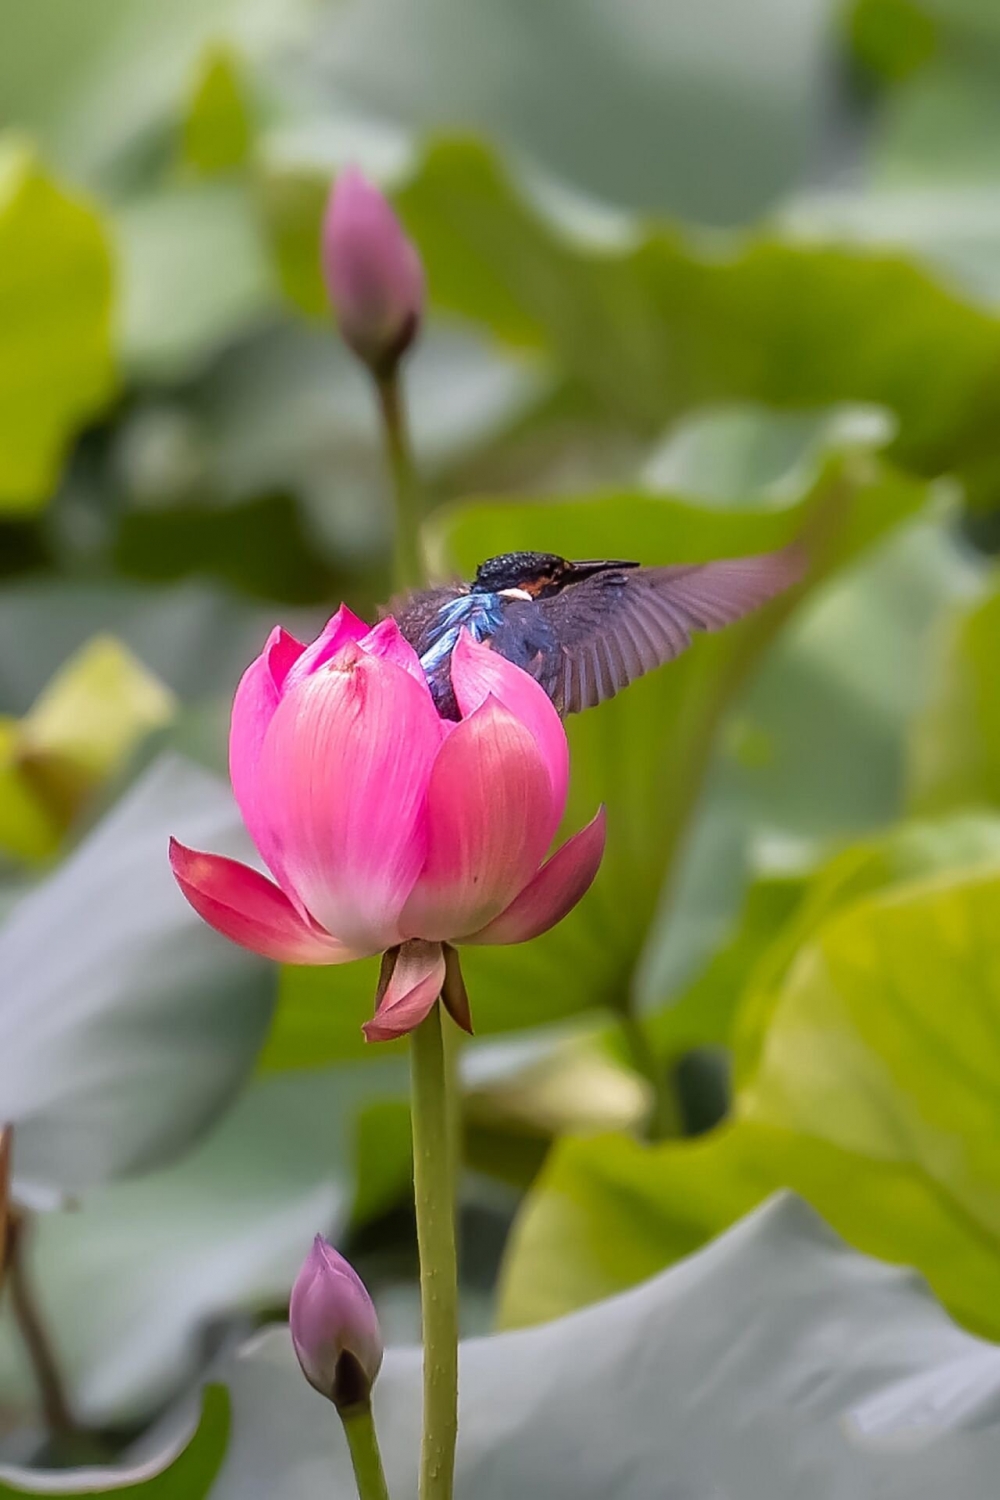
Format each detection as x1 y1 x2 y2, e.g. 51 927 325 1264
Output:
387 585 467 651
536 545 805 714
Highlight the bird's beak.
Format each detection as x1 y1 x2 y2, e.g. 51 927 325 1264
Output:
567 558 639 579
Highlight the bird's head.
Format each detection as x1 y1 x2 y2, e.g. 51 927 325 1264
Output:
471 552 638 600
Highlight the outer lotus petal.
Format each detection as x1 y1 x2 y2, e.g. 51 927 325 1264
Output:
169 840 357 964
255 647 445 952
441 943 473 1033
463 806 607 946
451 632 569 814
229 627 307 902
231 613 370 859
361 617 429 687
285 604 370 690
363 940 445 1042
401 696 557 942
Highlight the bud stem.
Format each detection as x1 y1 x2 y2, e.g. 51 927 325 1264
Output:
4 1213 79 1440
376 371 427 593
340 1401 391 1500
410 999 459 1500
0 1124 11 1296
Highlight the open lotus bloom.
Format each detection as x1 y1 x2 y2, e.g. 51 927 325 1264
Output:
170 608 605 1040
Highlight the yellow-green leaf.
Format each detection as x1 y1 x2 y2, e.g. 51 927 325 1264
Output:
909 580 1000 813
0 139 115 510
0 636 175 862
180 46 253 177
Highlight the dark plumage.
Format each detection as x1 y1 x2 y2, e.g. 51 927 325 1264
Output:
391 545 805 718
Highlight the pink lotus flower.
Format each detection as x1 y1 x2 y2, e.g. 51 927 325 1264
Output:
322 167 425 375
170 608 605 1041
290 1236 383 1410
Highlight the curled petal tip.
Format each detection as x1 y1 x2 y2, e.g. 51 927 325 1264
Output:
363 939 445 1042
262 626 306 689
283 605 370 690
361 616 428 685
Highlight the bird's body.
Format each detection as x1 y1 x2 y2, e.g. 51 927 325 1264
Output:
392 547 804 718
406 582 556 715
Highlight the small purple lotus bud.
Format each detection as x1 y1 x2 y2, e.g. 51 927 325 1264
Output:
289 1236 384 1411
322 167 425 377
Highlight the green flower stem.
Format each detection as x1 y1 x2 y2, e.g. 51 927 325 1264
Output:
376 370 426 593
616 1005 678 1142
340 1402 391 1500
410 1000 459 1500
440 1007 463 1205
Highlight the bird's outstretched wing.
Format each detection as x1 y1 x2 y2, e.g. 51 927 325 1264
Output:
388 585 467 653
534 545 806 714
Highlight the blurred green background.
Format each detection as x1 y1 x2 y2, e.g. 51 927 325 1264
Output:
3 0 1000 1485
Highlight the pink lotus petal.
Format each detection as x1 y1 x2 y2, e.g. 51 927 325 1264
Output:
361 617 428 686
400 696 558 942
229 627 307 905
169 839 357 964
464 806 607 945
255 648 445 952
285 604 370 690
363 940 445 1042
451 632 568 816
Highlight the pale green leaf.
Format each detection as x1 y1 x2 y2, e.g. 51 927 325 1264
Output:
0 1385 228 1496
115 181 277 380
0 755 274 1191
500 830 1000 1339
0 1066 403 1423
391 138 1000 481
205 1198 1000 1498
313 0 833 225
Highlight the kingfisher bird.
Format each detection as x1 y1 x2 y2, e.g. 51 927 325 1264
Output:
391 545 805 719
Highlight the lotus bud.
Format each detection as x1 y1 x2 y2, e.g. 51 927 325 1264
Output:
322 166 425 377
289 1236 383 1411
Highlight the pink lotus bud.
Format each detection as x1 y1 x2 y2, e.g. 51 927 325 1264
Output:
170 611 606 1040
322 167 425 375
290 1236 383 1410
